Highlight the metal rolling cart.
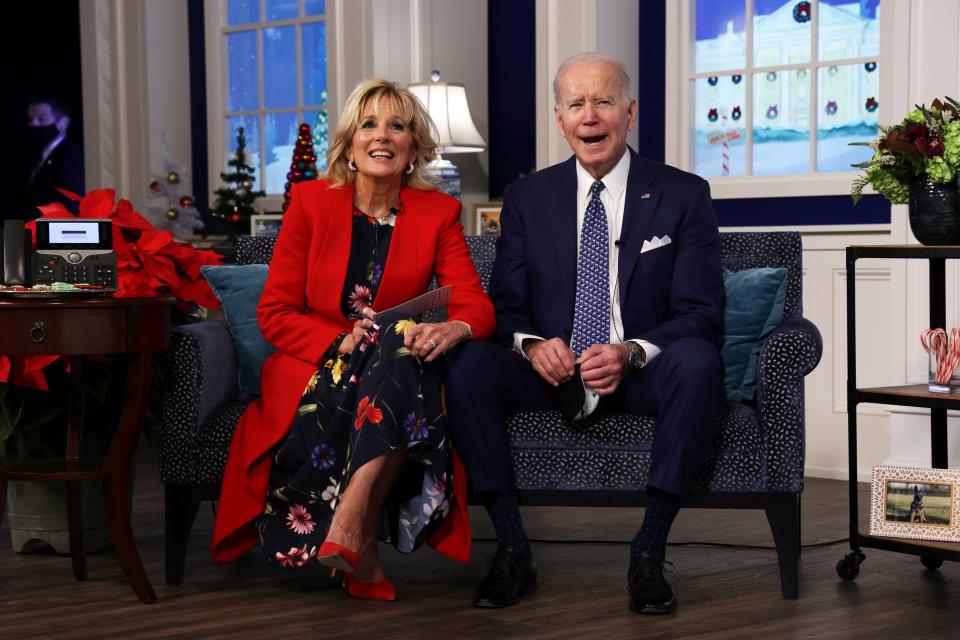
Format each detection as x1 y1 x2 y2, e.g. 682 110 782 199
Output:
839 244 960 580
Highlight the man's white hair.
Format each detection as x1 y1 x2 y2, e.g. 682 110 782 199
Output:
553 52 632 105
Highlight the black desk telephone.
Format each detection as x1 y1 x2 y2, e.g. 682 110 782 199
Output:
1 218 117 288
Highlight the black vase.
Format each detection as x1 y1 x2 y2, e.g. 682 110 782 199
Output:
908 177 960 245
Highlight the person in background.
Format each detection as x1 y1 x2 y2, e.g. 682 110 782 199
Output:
212 79 494 602
16 97 84 218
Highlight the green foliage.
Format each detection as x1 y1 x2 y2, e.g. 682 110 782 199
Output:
0 358 117 461
210 127 266 236
851 97 960 204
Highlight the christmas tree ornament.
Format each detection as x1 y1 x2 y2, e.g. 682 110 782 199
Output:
143 134 205 238
210 126 265 236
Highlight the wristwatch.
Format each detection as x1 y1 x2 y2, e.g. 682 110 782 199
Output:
624 341 646 370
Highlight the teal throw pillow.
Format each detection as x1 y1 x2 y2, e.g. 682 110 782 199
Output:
721 266 788 402
201 264 274 400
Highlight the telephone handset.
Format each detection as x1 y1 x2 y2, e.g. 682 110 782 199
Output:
1 219 32 286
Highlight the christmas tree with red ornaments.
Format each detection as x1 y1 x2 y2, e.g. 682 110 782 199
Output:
282 122 320 212
210 126 265 236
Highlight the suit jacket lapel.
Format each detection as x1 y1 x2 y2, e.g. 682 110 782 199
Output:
618 151 662 300
549 157 579 314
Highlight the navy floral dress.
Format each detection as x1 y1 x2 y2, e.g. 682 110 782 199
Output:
256 205 454 568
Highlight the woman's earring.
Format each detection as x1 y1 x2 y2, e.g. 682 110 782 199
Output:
406 163 415 174
348 160 357 171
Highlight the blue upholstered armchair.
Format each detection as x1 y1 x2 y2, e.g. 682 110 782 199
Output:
159 232 822 596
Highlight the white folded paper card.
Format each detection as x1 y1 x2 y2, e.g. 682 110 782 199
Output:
373 285 452 322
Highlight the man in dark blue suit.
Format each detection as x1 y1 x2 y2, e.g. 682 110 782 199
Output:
446 53 724 614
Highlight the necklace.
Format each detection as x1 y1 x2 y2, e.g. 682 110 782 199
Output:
353 196 399 220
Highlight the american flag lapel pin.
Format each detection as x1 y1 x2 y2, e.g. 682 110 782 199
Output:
641 193 652 199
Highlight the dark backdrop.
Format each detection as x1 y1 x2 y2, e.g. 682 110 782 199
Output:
0 2 84 223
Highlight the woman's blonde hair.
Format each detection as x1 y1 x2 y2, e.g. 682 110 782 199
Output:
325 79 438 190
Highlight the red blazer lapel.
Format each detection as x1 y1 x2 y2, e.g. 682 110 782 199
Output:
308 184 354 322
372 188 425 311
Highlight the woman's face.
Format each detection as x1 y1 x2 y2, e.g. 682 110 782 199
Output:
347 97 417 184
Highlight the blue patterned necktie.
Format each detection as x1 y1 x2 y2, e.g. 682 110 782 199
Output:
571 180 610 356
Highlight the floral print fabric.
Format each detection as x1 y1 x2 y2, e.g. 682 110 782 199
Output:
257 207 453 567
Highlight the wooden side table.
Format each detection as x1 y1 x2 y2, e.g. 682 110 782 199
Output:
0 295 173 603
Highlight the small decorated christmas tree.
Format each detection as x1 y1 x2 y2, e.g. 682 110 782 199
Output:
143 145 204 238
282 123 320 212
313 92 329 173
210 127 265 235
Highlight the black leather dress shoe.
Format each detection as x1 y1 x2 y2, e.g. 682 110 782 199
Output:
473 545 538 608
628 553 677 614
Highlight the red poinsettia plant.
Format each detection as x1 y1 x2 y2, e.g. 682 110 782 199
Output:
1 188 223 393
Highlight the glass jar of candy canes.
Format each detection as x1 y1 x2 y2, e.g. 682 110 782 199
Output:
922 328 960 393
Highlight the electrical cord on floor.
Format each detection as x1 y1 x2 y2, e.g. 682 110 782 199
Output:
470 536 849 551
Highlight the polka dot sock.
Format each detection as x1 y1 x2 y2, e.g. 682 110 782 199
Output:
631 487 683 560
483 493 532 558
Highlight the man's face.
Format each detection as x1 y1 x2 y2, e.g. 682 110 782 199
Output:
27 102 68 132
554 61 636 180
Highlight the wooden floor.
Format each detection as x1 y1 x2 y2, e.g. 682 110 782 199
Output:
1 446 959 639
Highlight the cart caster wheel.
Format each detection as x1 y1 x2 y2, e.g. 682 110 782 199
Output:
921 555 943 570
836 551 865 581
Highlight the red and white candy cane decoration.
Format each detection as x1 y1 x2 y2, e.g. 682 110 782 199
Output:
721 113 730 176
921 328 960 384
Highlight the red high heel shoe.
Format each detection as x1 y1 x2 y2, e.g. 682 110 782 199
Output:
316 541 361 573
344 574 398 601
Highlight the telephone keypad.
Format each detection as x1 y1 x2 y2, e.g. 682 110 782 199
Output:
32 254 117 288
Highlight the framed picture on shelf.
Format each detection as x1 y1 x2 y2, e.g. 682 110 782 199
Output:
869 465 960 542
251 214 283 238
473 203 503 237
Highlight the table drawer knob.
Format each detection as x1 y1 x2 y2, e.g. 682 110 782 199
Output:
30 321 47 343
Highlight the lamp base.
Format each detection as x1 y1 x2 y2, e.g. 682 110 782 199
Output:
427 157 461 201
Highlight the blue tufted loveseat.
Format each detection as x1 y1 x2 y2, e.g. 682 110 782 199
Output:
159 232 822 596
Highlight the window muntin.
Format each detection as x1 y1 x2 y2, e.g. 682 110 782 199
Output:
221 0 327 195
691 0 880 179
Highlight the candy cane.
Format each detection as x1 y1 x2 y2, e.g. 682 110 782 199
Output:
921 328 960 384
721 113 730 176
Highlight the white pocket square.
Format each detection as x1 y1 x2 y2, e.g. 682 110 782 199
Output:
640 235 672 254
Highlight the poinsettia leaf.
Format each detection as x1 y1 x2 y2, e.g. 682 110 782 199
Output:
54 187 83 202
78 189 117 219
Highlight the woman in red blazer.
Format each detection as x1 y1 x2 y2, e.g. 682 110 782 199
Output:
212 79 494 601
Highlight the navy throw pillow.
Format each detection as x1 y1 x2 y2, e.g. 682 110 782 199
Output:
201 264 274 400
721 266 788 402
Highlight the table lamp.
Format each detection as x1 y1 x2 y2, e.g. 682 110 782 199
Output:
408 71 486 200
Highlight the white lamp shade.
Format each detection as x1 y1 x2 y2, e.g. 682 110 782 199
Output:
409 81 486 153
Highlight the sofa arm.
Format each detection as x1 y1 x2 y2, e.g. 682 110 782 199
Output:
158 320 239 485
755 317 823 492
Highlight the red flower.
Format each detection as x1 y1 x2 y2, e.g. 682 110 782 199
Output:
5 188 224 392
354 396 383 430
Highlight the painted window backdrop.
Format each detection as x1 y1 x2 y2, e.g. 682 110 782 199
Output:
223 0 328 195
692 0 880 178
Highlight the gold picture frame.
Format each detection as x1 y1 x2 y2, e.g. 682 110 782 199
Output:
869 465 960 542
473 203 503 237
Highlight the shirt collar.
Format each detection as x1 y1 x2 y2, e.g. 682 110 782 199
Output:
575 147 631 205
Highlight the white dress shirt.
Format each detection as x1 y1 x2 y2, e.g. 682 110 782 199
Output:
512 149 661 416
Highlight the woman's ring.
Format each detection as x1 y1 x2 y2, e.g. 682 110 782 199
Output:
426 338 437 349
